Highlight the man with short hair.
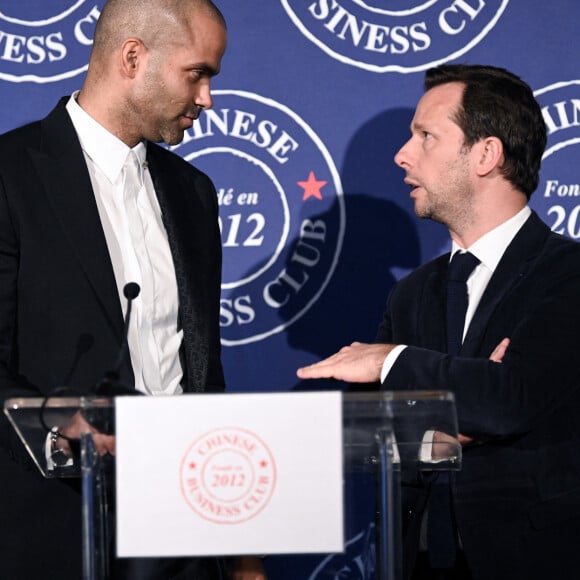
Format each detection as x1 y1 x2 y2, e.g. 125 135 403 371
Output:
298 64 580 580
0 1 264 578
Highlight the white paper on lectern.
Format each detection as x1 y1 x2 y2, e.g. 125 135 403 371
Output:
115 391 344 557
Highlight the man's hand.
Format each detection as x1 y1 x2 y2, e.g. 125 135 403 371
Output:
489 337 510 362
58 411 116 456
230 556 267 580
296 342 396 383
431 430 461 461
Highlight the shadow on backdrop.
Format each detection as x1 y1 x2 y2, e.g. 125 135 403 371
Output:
286 107 450 392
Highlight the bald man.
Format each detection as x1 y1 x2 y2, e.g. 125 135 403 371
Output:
0 1 264 578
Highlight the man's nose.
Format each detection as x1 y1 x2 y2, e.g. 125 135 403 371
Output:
394 139 411 168
195 79 213 110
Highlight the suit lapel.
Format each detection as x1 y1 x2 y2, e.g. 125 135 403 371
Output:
31 100 123 340
420 256 449 352
146 145 211 392
461 212 550 355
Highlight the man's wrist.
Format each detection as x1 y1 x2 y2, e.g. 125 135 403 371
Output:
380 344 407 383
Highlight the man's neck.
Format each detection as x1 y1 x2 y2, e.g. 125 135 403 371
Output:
449 192 527 248
450 205 530 250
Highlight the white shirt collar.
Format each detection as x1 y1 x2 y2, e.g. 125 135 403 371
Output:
451 206 531 273
65 91 146 183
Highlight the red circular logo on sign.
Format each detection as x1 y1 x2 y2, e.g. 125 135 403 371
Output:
179 427 277 524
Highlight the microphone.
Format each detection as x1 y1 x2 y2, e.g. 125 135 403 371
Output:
123 281 141 300
94 282 141 396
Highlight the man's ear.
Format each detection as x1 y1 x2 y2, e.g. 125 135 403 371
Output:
475 136 504 177
119 38 145 78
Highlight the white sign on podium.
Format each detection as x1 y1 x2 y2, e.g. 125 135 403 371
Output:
115 391 344 557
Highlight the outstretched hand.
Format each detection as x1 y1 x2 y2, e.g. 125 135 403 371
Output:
297 336 511 383
296 341 396 383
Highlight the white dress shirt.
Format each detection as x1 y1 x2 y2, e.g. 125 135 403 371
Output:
66 93 183 395
380 206 531 382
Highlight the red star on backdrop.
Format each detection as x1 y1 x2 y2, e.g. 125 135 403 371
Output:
298 171 327 201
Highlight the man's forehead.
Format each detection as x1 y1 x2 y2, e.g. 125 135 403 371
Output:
422 83 463 109
412 83 463 126
169 13 226 59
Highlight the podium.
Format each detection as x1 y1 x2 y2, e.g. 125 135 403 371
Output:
4 391 460 580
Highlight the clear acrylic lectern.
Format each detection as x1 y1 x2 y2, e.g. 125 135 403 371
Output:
4 391 460 580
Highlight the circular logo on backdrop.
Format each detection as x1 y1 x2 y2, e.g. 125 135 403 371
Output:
0 0 103 83
179 427 277 524
532 81 580 240
173 90 344 346
280 0 510 73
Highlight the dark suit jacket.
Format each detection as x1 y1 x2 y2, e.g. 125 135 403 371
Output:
0 99 225 579
376 211 580 580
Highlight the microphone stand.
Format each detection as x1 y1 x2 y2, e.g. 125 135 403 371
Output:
89 282 142 434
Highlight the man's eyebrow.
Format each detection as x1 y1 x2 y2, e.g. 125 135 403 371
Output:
410 120 428 133
190 62 220 77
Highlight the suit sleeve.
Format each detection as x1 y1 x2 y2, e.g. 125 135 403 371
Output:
0 172 44 468
0 174 40 400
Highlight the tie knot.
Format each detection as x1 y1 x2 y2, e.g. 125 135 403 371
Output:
447 251 480 283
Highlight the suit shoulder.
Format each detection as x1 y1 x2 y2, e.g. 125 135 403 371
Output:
0 119 42 159
547 229 580 248
395 254 446 287
544 230 580 263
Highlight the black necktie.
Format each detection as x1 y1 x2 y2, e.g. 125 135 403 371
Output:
427 251 480 569
446 251 480 355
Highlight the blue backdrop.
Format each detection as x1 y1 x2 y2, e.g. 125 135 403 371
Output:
2 1 580 578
